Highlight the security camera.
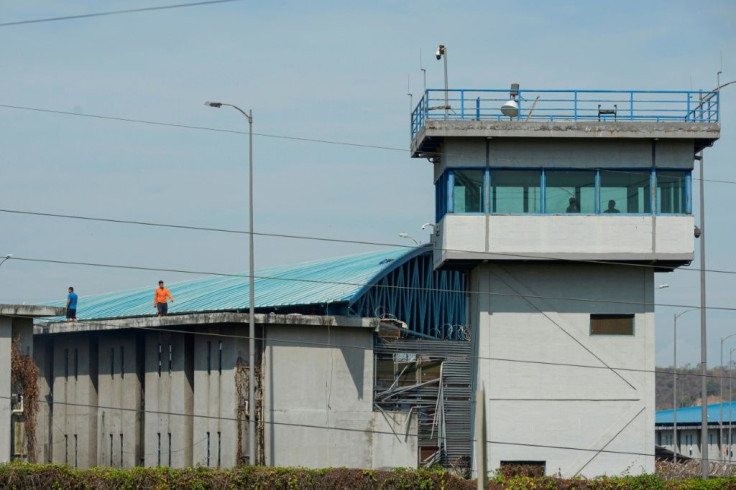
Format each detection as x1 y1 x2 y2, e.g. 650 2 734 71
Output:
436 45 445 60
694 226 702 238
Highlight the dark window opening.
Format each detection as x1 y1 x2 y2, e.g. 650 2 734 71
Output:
590 314 635 335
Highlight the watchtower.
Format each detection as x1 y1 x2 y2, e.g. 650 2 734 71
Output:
411 87 720 476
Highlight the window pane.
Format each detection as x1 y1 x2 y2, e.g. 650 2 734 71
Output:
453 170 484 213
590 314 634 335
657 171 688 214
599 170 651 214
545 171 596 214
491 170 541 213
435 172 447 221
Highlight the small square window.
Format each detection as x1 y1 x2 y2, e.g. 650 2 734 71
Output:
590 314 634 335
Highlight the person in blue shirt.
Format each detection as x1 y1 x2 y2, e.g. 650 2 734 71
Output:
66 286 78 322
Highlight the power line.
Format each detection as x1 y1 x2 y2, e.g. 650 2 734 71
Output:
2 206 736 277
12 254 736 313
0 392 730 463
2 103 734 186
32 317 736 380
0 0 243 28
0 104 407 152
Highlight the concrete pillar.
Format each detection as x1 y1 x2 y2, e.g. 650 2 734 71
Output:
0 316 12 463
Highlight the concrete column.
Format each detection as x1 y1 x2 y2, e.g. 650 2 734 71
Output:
0 317 12 463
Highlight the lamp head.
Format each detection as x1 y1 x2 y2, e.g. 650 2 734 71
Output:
205 101 223 108
4 254 12 259
501 99 519 118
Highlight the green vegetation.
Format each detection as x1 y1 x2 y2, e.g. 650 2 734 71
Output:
3 463 736 489
655 366 726 410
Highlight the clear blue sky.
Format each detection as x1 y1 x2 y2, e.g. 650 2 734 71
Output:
0 0 734 367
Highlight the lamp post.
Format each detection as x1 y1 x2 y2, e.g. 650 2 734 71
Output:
436 44 448 120
695 80 733 477
719 334 736 461
673 307 699 463
205 101 256 465
730 347 736 463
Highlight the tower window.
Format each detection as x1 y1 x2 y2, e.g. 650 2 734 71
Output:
599 170 651 214
545 170 596 214
452 169 484 213
491 170 541 214
657 171 689 214
590 314 635 336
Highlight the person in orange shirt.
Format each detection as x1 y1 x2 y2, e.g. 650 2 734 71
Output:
154 280 174 317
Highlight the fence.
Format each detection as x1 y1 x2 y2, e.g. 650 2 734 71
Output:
411 89 720 139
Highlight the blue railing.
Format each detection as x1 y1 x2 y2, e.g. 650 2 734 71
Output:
411 89 720 139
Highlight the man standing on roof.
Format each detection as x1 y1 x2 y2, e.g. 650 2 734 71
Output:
66 286 78 322
154 280 173 317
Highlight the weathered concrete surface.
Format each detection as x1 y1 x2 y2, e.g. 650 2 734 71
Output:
471 263 655 477
412 120 720 156
434 214 694 268
263 324 417 469
35 313 379 335
1 306 63 463
0 305 65 318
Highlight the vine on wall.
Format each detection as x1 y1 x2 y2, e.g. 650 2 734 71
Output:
235 356 263 465
10 337 40 462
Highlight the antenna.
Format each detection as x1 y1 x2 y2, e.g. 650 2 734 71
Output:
420 48 426 94
407 74 413 114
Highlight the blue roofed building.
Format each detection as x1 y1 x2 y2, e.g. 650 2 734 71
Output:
29 246 473 470
656 402 736 462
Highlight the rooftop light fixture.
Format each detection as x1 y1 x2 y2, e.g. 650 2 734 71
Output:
501 83 520 119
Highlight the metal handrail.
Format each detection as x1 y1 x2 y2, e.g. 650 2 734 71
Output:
410 88 720 139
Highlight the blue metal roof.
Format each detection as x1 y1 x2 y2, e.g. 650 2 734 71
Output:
656 402 736 425
45 247 427 321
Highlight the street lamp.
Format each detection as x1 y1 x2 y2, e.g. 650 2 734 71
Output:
435 44 448 120
205 101 256 465
719 334 736 461
398 232 420 245
695 79 734 477
0 254 12 268
729 347 736 463
673 307 699 463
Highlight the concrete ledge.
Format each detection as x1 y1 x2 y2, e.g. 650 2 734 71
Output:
412 120 720 156
0 304 66 318
34 312 380 335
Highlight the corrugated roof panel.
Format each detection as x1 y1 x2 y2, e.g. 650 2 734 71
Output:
44 247 422 321
656 402 736 425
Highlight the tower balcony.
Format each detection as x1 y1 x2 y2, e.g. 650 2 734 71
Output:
432 213 694 270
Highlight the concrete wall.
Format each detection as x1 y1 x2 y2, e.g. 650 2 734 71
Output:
435 214 694 267
49 334 98 467
191 327 250 468
96 334 143 468
143 331 194 468
32 315 416 470
436 137 694 181
470 263 655 477
263 324 417 469
0 317 11 463
656 426 727 462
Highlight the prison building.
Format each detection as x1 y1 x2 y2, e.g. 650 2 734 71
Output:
0 304 65 463
27 247 473 469
411 86 721 476
655 402 736 462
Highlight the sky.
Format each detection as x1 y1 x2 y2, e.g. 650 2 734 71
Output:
0 0 734 367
